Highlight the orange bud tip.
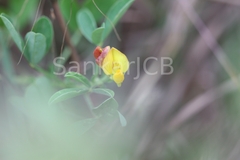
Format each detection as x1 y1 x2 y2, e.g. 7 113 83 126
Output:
93 46 102 59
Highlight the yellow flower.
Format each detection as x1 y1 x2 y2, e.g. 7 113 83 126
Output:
94 46 129 87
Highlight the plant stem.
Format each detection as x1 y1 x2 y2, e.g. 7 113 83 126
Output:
51 0 81 66
84 94 94 109
84 94 96 117
92 75 111 87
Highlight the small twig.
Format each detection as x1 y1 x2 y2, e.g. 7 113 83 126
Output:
92 0 121 41
51 0 81 68
31 0 45 30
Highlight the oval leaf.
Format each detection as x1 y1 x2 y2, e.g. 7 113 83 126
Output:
102 0 134 40
93 98 118 121
32 16 53 51
24 31 46 64
48 88 88 105
92 26 105 45
117 111 127 127
65 72 91 88
0 13 24 51
92 88 114 97
77 8 96 43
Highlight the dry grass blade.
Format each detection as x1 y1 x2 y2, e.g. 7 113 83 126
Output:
178 0 240 87
211 0 240 6
167 76 238 131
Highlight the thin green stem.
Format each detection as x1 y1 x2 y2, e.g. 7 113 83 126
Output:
84 94 94 109
31 64 52 77
92 75 111 87
84 94 96 117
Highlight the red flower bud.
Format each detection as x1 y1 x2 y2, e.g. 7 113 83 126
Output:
93 46 110 66
93 46 102 59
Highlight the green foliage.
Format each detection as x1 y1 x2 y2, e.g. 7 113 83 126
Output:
117 111 127 127
0 8 7 26
82 0 117 20
0 30 14 80
77 8 97 43
48 87 88 105
24 32 46 64
9 0 38 28
102 0 134 40
77 0 134 45
92 88 115 97
0 13 24 51
92 24 105 45
59 0 80 31
32 16 53 52
48 71 126 126
65 71 92 88
0 0 130 133
93 98 119 121
1 14 53 65
1 0 131 158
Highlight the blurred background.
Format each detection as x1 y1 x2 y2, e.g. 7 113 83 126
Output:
1 0 240 159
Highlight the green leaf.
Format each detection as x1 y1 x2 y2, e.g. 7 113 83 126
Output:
48 88 88 105
117 111 127 127
0 13 24 51
0 8 8 27
32 16 53 51
93 98 118 121
102 0 134 40
0 30 15 80
77 8 96 43
65 72 91 88
24 31 46 64
73 118 96 136
92 88 114 97
92 26 105 45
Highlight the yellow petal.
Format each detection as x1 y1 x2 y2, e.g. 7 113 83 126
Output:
111 48 129 73
113 70 124 87
102 49 113 75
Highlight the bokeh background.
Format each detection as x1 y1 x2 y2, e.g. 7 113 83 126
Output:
1 0 240 159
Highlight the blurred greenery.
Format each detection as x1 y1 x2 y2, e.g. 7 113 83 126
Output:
59 0 80 31
9 0 38 28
